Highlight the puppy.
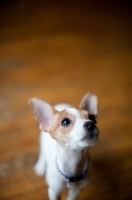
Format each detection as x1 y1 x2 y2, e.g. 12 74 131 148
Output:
29 93 99 200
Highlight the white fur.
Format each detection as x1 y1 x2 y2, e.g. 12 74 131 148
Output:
54 103 72 111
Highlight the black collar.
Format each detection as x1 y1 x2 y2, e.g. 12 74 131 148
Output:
55 156 90 186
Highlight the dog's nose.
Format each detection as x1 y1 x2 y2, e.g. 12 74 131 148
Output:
83 121 95 131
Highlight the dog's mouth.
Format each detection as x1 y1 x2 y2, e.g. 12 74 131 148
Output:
81 128 99 143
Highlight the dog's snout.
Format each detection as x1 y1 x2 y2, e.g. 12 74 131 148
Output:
83 121 95 131
83 121 98 139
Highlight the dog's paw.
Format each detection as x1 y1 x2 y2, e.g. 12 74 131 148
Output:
34 162 45 176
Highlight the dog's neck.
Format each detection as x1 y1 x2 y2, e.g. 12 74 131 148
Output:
56 144 89 177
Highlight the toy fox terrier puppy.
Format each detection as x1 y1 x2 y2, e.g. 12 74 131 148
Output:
29 93 99 200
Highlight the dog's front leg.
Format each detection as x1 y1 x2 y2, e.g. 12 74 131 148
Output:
34 149 46 176
67 188 82 200
67 179 89 200
48 187 62 200
66 187 82 200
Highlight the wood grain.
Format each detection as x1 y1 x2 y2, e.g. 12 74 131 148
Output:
0 1 132 199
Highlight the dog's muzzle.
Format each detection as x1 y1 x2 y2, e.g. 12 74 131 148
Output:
83 121 98 138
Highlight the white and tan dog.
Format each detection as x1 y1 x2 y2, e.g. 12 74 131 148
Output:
29 93 99 200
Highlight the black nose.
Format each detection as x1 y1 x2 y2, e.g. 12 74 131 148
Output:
83 121 95 131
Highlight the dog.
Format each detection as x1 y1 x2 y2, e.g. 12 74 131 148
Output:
29 93 99 200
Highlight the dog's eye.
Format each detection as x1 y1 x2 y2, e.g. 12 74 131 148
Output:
89 114 96 123
61 118 71 127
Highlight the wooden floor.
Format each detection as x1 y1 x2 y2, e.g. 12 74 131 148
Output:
0 1 132 199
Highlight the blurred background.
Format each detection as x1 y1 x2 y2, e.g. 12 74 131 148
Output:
0 0 132 199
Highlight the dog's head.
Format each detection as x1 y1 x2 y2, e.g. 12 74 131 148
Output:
29 93 99 149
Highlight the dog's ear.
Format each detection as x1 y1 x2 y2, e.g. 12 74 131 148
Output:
28 98 55 132
79 93 98 116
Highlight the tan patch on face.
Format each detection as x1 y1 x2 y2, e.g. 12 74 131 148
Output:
77 108 97 123
50 110 76 146
76 108 89 119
